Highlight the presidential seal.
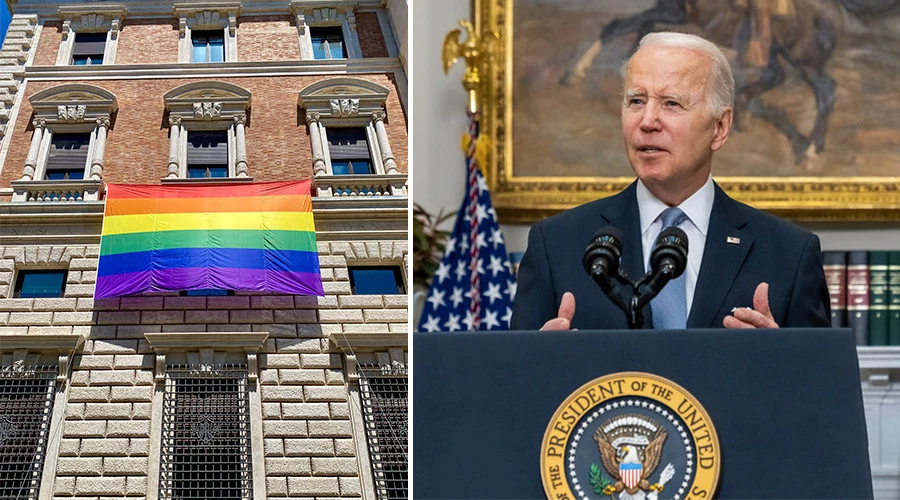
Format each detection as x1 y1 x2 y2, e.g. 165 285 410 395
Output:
541 372 720 500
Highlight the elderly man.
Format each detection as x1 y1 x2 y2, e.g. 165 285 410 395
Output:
510 32 830 331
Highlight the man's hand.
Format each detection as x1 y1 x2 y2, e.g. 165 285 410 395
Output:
723 282 779 329
541 292 575 331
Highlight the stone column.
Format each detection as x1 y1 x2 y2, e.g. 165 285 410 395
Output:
306 111 327 175
22 119 47 180
372 110 397 174
89 117 110 180
167 115 182 178
234 114 249 177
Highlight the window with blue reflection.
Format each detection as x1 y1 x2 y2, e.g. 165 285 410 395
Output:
192 31 225 62
45 168 85 180
188 166 228 178
331 160 372 175
14 270 67 298
349 267 404 295
180 289 234 296
310 27 346 60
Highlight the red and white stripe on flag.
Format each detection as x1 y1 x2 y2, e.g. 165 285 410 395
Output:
620 463 643 489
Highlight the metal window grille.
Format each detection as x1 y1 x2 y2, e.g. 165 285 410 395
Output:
159 365 252 500
358 366 408 500
0 365 58 500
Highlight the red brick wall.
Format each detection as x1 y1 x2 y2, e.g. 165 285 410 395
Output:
1 74 407 188
356 12 389 58
33 22 62 66
116 19 179 65
237 16 300 62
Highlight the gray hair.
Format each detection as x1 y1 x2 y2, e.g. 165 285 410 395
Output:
623 32 734 118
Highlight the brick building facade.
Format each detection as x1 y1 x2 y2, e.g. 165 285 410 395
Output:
0 1 408 499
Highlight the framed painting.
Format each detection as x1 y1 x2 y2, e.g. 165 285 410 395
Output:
474 0 900 223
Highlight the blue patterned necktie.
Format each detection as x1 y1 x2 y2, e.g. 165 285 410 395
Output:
651 207 689 330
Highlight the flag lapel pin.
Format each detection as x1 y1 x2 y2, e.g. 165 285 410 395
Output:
726 236 741 245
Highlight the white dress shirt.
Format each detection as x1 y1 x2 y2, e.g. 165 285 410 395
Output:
635 176 715 317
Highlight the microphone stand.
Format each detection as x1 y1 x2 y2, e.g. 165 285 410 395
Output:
589 263 675 330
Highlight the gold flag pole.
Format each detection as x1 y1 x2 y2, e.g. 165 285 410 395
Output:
442 13 499 185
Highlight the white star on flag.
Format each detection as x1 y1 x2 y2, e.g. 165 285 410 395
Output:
416 140 516 332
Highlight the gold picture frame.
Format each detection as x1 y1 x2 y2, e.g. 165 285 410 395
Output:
473 0 900 223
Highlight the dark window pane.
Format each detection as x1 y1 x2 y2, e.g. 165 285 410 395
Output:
180 289 234 296
331 160 372 175
14 270 67 298
72 32 105 65
310 27 346 59
209 166 228 178
192 31 225 63
187 131 228 171
45 168 85 180
188 167 207 179
328 128 370 174
209 36 225 62
46 133 90 177
192 38 208 62
349 267 404 295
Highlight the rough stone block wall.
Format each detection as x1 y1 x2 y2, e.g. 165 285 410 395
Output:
0 238 408 499
0 73 407 189
356 12 389 58
238 16 301 62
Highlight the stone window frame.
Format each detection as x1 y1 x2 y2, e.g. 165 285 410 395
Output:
11 267 69 299
174 2 240 64
291 1 363 60
0 334 85 500
298 78 397 182
56 5 127 66
143 332 268 500
163 81 252 180
19 84 118 185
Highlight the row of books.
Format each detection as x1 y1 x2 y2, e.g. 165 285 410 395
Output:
824 251 900 346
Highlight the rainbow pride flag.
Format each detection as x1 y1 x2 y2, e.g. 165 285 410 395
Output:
95 181 324 299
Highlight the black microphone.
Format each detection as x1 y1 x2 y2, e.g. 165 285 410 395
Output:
583 226 623 287
583 226 632 314
638 226 689 300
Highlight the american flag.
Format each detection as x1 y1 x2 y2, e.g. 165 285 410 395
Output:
417 114 516 332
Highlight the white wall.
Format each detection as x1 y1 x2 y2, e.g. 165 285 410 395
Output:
412 0 900 254
411 0 469 219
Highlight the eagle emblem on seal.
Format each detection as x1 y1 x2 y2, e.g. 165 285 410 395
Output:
594 414 675 500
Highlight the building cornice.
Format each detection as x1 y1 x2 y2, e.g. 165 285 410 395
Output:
11 0 388 20
24 58 404 81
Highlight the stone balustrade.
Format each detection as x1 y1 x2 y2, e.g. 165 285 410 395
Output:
313 173 407 198
10 179 102 202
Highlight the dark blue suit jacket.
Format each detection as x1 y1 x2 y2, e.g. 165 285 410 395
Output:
510 181 831 330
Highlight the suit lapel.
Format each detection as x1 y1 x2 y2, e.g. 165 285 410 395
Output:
601 182 644 284
688 185 754 328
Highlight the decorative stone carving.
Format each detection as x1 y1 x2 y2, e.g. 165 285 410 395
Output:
193 101 222 120
179 18 187 37
194 10 221 26
228 15 237 37
79 14 106 30
330 99 359 118
169 115 182 127
57 105 86 123
110 18 120 40
295 13 306 35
